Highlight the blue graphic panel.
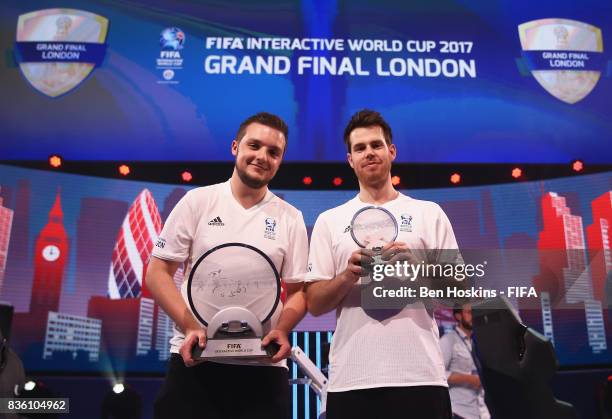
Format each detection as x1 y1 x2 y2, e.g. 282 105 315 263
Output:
0 0 611 162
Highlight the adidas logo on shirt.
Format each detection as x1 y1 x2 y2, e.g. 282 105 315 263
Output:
208 216 225 226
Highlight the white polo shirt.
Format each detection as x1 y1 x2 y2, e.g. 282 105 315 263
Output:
307 192 459 391
152 180 309 366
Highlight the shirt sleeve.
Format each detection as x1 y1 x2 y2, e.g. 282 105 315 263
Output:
439 332 454 379
280 210 309 283
305 214 335 282
151 191 196 263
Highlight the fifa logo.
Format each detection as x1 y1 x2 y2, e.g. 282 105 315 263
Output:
400 214 413 232
265 218 277 232
156 27 185 76
264 218 277 240
160 51 181 59
160 27 185 50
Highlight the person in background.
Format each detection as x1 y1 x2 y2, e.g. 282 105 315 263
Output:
439 303 490 419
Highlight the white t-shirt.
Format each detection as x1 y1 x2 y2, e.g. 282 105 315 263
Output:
151 180 309 367
307 192 459 392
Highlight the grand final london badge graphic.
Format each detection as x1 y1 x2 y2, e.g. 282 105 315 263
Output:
518 18 605 104
14 8 109 98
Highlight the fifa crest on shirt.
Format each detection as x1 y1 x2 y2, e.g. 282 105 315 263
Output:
264 218 277 240
14 8 109 98
400 214 413 232
517 18 604 104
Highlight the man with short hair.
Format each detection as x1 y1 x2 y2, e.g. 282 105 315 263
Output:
306 109 458 419
439 303 490 419
147 112 309 419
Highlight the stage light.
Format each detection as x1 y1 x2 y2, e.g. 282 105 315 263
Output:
391 175 401 186
118 165 130 176
450 173 461 184
22 379 56 399
113 383 125 394
332 177 343 187
572 160 584 172
512 167 522 179
302 176 313 186
48 155 62 168
181 171 193 182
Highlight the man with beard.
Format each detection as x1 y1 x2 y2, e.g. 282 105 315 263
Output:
147 112 309 419
306 109 459 419
439 303 490 419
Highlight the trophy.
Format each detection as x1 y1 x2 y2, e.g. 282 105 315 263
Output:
350 206 398 279
187 243 281 359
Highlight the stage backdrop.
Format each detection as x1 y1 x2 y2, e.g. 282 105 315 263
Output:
0 164 611 372
1 0 611 163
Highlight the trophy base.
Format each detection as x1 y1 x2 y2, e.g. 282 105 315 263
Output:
194 338 270 359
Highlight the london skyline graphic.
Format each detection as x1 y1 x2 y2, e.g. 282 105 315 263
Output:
0 164 610 372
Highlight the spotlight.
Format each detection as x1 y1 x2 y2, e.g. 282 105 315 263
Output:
391 175 401 186
48 155 62 168
332 177 343 187
302 176 313 186
118 165 131 176
181 171 193 182
113 383 125 394
450 173 461 185
511 167 522 179
21 379 56 400
572 160 584 172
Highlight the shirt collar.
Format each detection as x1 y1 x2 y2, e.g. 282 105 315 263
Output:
455 326 470 340
222 179 273 209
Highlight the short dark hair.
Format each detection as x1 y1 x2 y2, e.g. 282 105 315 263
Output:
235 112 288 148
343 109 393 152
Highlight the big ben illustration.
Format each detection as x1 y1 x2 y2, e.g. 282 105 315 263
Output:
30 191 69 318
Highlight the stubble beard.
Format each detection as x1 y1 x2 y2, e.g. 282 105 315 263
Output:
359 159 391 189
235 161 270 189
461 318 473 331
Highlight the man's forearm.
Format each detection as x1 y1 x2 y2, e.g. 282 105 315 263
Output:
447 372 478 388
274 287 307 333
306 272 355 316
146 258 202 333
